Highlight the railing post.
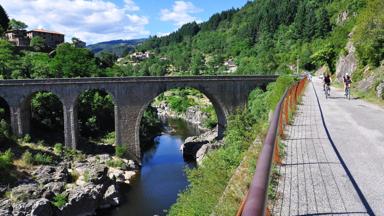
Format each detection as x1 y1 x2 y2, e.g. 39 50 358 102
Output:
273 139 281 164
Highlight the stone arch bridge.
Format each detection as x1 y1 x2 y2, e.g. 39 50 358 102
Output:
0 76 277 161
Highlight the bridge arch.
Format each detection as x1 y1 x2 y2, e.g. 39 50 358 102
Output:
0 96 10 123
23 90 64 143
132 86 228 159
76 88 116 146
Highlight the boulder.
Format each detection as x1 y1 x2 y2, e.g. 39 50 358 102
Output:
377 82 384 99
108 168 136 184
12 199 36 216
0 199 13 216
75 163 108 185
30 198 55 216
99 184 120 209
10 184 43 202
60 183 105 216
42 182 66 199
181 127 220 160
33 165 69 184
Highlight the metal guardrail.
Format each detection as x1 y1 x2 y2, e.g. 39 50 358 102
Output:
236 77 308 216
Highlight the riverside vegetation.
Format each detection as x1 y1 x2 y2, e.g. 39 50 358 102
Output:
0 0 383 215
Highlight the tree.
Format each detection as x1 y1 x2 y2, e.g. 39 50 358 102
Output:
96 52 117 69
0 5 10 35
0 39 17 79
30 36 45 51
9 19 28 30
316 8 331 38
51 43 100 77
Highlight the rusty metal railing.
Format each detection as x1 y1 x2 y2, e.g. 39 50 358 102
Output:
236 77 307 216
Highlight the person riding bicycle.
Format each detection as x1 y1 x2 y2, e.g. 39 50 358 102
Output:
343 73 352 95
323 74 331 90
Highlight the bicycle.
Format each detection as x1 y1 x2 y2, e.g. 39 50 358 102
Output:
345 85 351 100
324 84 330 99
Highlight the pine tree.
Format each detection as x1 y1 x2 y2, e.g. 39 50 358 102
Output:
316 8 331 38
0 4 10 34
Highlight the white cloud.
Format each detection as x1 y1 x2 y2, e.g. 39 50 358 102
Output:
0 0 149 44
160 1 202 27
124 0 140 12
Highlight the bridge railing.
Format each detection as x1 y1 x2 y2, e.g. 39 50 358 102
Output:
236 77 308 216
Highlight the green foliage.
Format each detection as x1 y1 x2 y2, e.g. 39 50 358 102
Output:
0 5 9 34
30 36 45 51
83 170 90 182
353 0 384 67
54 143 63 155
106 158 125 168
22 134 31 143
22 150 53 165
202 106 217 129
31 92 63 131
51 43 101 77
78 90 114 138
0 149 14 171
9 19 27 30
33 153 53 165
115 145 128 158
168 76 294 215
52 193 68 208
0 39 17 79
21 151 33 165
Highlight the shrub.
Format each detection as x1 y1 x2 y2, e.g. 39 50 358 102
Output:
115 145 128 158
0 149 14 170
21 151 33 165
22 134 31 143
33 153 53 165
53 143 63 155
106 158 125 169
69 170 80 183
83 170 90 182
52 193 68 208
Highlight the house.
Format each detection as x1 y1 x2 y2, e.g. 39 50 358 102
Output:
224 59 237 73
26 29 64 49
130 51 152 61
5 28 64 50
4 30 30 47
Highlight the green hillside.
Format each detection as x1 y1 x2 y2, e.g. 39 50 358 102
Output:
121 0 379 79
87 39 146 57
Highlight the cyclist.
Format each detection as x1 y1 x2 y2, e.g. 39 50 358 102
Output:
323 74 331 96
343 73 352 97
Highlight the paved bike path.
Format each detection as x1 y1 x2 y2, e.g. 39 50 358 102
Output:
313 77 384 215
273 78 384 215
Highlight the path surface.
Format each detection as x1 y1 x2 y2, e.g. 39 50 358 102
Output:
272 78 384 216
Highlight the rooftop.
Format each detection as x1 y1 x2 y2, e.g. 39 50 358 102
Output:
28 29 64 35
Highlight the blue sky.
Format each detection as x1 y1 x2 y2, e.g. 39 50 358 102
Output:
0 0 248 44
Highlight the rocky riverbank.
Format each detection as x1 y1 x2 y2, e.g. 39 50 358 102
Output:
154 101 223 164
180 127 224 165
155 101 210 132
0 153 138 216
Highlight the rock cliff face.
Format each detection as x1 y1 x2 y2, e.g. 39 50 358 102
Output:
155 102 209 131
336 39 357 82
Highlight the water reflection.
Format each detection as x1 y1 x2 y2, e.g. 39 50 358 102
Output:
98 118 201 216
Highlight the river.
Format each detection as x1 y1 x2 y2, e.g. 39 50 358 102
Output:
98 118 201 216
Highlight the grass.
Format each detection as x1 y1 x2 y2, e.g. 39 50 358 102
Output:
52 193 68 208
107 158 125 169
